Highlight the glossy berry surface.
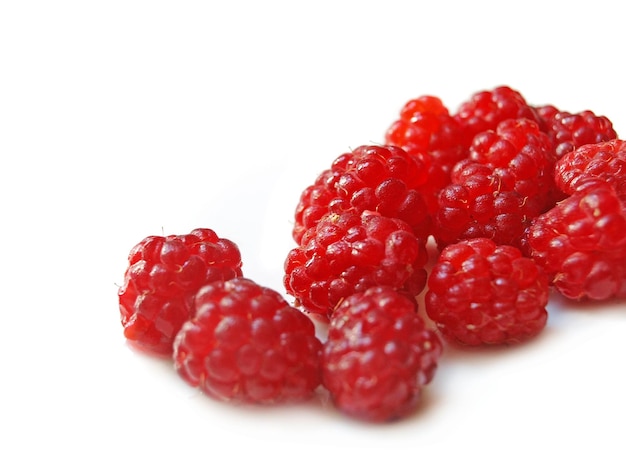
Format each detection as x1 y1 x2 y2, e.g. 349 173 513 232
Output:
322 286 442 422
524 185 626 300
292 144 431 244
554 139 626 200
173 277 322 404
426 238 549 346
118 228 243 355
284 210 429 319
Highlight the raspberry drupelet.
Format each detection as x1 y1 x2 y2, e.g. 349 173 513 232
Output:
523 183 626 300
173 277 322 404
426 237 549 346
118 228 243 355
284 210 429 320
292 144 432 244
322 286 442 422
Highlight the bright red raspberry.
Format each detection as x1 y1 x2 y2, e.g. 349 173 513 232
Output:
425 238 549 346
173 277 322 404
384 95 467 214
284 211 429 319
118 228 243 355
433 119 556 249
453 86 540 147
322 286 442 422
524 184 626 300
554 139 626 200
292 145 431 244
534 105 618 159
465 118 557 212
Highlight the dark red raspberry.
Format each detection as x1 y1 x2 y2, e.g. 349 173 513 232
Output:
384 95 467 214
524 184 626 300
292 145 431 244
453 86 540 147
425 238 549 346
534 105 618 159
118 228 243 355
322 286 442 422
554 139 626 200
284 210 429 319
173 277 322 404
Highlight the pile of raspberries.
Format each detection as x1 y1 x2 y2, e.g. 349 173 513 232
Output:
118 86 625 422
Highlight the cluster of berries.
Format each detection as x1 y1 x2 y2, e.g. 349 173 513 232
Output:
118 86 625 422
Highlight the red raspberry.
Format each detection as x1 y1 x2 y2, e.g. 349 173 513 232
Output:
118 228 243 355
321 286 442 422
425 238 549 346
453 86 539 147
465 118 557 212
284 211 429 319
523 184 626 300
534 105 618 159
173 277 322 404
292 145 431 244
384 95 467 214
554 139 626 200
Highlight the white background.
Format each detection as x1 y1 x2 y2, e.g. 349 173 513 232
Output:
2 1 625 469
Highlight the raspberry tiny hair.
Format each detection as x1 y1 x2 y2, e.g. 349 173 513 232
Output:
321 285 442 422
284 210 429 319
292 144 432 244
425 237 549 346
118 228 243 355
173 277 322 404
523 183 626 300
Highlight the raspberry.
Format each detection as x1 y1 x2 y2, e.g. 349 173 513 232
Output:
384 95 467 215
284 210 429 319
554 139 626 200
425 238 549 346
173 277 322 404
321 286 442 422
292 145 431 244
523 184 626 300
433 119 554 248
118 228 243 355
453 86 539 147
534 105 618 159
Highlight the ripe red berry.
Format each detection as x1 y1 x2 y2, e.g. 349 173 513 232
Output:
554 139 626 200
534 105 618 159
173 277 322 404
292 145 431 244
453 86 539 147
118 228 243 355
433 118 560 249
524 184 626 300
425 238 549 346
322 286 442 422
384 95 467 214
284 210 429 319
